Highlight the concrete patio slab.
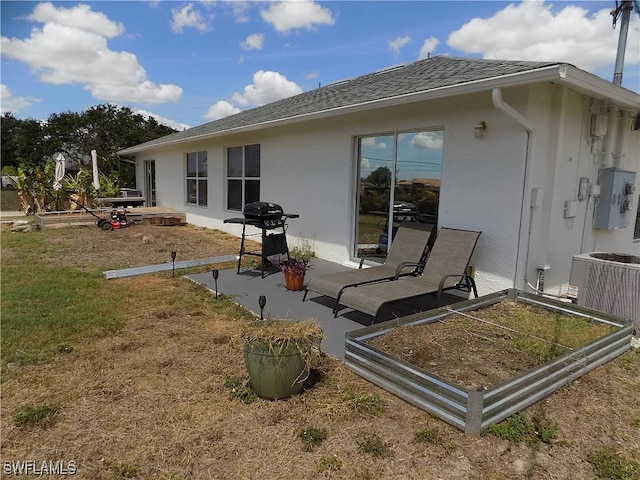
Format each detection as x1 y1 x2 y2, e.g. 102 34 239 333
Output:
187 258 467 361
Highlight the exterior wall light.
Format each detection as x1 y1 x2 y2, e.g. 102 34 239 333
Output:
474 121 487 138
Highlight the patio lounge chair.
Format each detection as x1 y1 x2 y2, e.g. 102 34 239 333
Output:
335 227 481 323
303 222 436 313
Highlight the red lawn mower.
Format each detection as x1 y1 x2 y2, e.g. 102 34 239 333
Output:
100 209 134 230
71 199 134 231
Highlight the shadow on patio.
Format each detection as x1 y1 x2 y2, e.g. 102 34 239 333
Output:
187 258 467 361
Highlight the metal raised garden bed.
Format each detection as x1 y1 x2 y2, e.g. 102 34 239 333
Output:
345 289 633 434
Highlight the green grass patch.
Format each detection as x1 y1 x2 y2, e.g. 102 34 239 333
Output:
13 404 60 428
531 413 558 444
357 214 385 245
224 376 257 404
1 189 21 210
342 387 387 416
414 427 457 454
1 264 121 369
1 231 122 376
298 426 328 452
587 447 640 480
414 427 444 445
482 412 558 445
356 433 394 458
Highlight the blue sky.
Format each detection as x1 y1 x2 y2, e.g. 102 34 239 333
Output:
2 1 639 131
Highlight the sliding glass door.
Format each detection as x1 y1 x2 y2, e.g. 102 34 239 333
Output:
355 130 443 260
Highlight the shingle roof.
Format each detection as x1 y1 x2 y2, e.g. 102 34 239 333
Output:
120 56 560 153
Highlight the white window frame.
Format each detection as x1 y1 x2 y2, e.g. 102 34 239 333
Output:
226 144 261 211
186 151 208 207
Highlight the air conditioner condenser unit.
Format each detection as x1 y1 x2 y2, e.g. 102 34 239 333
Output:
569 252 640 331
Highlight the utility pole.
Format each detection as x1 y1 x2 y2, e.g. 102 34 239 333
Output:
611 0 639 85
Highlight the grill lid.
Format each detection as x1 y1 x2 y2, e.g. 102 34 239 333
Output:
243 201 284 220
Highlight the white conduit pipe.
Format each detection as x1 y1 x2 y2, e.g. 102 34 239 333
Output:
491 88 537 293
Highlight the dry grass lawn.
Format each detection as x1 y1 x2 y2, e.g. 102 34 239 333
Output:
1 219 639 480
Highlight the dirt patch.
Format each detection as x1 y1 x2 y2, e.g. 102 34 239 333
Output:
39 223 256 271
366 300 618 389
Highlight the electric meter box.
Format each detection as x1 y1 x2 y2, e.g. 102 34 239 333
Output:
594 168 637 229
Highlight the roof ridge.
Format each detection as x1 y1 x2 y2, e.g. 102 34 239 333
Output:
118 56 619 155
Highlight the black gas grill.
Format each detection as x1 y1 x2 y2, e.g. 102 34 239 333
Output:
224 202 299 277
242 201 285 229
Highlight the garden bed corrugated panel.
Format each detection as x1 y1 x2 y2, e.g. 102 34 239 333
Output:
345 289 633 434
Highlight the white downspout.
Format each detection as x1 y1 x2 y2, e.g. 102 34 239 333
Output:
491 88 535 291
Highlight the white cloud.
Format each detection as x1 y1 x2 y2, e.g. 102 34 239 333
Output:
388 36 411 54
242 33 264 50
418 36 439 60
362 137 387 150
411 132 443 150
305 70 320 80
231 1 251 23
204 70 302 121
447 0 640 71
204 100 242 121
0 84 40 115
232 70 302 107
171 3 209 33
1 3 182 104
133 108 190 131
28 2 124 37
261 0 335 33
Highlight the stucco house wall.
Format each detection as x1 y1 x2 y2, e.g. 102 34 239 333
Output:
134 88 537 295
522 84 640 296
126 57 640 300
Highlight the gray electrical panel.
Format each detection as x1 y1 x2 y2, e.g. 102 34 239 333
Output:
594 168 637 229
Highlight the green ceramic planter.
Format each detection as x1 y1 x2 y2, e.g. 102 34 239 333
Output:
243 342 307 400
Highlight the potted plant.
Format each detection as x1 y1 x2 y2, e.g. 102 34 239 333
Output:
276 258 312 291
242 319 323 400
275 241 315 291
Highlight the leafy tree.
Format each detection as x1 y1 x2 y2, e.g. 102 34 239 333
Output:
360 166 392 213
43 110 86 163
11 118 48 171
3 104 177 212
1 112 21 169
365 166 392 188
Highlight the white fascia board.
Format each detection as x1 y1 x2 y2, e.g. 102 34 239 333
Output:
120 65 639 155
555 65 640 109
